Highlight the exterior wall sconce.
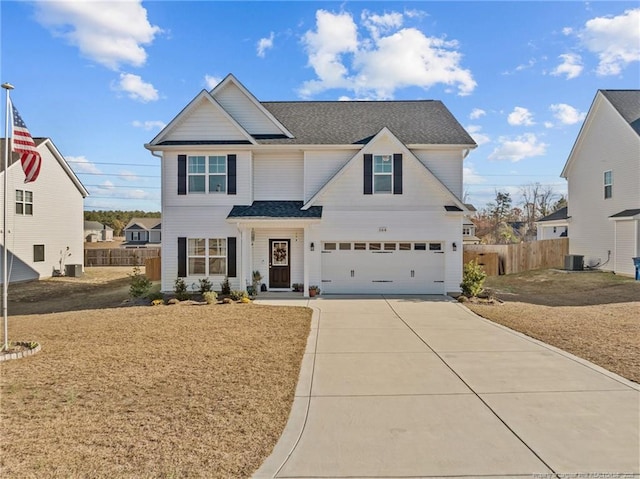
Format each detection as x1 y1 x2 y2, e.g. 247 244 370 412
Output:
452 242 457 251
310 242 315 251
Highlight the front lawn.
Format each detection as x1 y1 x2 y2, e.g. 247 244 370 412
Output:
465 269 640 383
1 303 311 478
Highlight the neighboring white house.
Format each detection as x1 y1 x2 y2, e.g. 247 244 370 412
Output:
122 218 162 248
0 138 88 283
145 74 476 296
463 204 481 245
535 206 569 240
560 90 640 276
84 220 114 242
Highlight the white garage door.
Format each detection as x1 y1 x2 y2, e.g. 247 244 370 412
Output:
321 241 445 294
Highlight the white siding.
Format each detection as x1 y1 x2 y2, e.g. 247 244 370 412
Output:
304 150 353 202
165 98 247 142
253 152 303 200
252 228 305 288
0 143 85 283
213 82 282 135
565 95 640 271
613 220 638 277
537 224 568 240
413 149 464 198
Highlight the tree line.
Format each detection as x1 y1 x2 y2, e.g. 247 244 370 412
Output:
84 210 161 236
472 183 567 244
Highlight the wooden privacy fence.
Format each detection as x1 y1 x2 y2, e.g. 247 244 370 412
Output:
463 251 500 276
464 238 569 275
145 256 161 281
84 248 160 267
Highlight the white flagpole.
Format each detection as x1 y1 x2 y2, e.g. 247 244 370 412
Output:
2 82 14 351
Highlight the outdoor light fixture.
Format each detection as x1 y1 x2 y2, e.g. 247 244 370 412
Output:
310 242 315 251
452 242 457 251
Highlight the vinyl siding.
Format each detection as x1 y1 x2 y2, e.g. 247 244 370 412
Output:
213 82 282 135
613 220 637 276
165 97 248 141
304 150 354 202
413 149 464 198
253 152 303 200
0 143 85 283
566 94 640 270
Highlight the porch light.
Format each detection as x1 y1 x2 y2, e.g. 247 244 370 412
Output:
452 242 457 251
310 242 315 251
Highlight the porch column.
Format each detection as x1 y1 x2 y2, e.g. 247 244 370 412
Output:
303 224 310 298
238 225 251 291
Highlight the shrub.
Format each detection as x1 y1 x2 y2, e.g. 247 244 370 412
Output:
203 291 218 304
151 299 164 306
129 266 151 298
147 291 164 302
220 277 231 296
198 278 213 294
460 260 487 297
229 290 248 301
174 277 191 301
240 296 251 304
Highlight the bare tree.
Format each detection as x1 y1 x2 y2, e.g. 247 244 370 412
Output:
520 183 559 241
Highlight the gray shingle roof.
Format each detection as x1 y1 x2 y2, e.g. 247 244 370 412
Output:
227 201 322 219
600 90 640 136
538 206 568 222
124 217 162 230
259 101 476 146
610 209 640 218
84 221 113 230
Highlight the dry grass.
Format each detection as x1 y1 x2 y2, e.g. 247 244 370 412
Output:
1 269 312 478
466 269 640 383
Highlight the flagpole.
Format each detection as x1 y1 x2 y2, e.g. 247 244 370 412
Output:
1 82 13 351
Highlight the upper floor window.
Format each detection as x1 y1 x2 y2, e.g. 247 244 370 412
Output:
16 190 33 215
373 155 393 193
188 156 227 193
604 170 612 199
463 226 471 236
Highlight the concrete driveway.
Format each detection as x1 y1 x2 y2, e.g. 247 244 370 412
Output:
254 295 640 478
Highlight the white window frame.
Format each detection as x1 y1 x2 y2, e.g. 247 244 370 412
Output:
188 238 227 276
373 155 393 194
16 190 33 215
187 155 227 194
604 170 612 199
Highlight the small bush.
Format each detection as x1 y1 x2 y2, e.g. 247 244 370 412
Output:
129 266 151 298
220 277 231 296
203 291 218 304
174 278 191 301
229 290 248 301
460 260 487 297
198 278 213 294
151 299 164 306
240 296 251 304
147 291 164 302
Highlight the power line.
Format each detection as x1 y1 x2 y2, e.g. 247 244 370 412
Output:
74 172 161 178
68 161 160 167
85 184 161 189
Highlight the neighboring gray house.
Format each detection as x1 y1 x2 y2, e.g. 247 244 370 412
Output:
145 74 477 295
123 218 161 248
0 138 88 283
84 221 114 242
560 90 640 276
535 207 568 240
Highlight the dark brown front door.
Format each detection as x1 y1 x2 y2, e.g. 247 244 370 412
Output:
269 239 290 288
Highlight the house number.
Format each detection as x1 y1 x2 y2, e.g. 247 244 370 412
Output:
378 227 387 232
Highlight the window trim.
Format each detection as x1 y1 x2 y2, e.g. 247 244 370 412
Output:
187 238 227 276
16 189 33 215
33 244 45 262
187 155 228 194
604 170 612 199
373 154 393 194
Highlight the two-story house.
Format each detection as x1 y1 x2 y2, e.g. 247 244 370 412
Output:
145 75 476 296
561 90 639 276
122 217 161 248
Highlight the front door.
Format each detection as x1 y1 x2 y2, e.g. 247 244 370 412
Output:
269 239 291 288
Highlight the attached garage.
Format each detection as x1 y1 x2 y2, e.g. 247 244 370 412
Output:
320 241 445 294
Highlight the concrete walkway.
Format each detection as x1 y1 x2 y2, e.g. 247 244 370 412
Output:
253 295 640 478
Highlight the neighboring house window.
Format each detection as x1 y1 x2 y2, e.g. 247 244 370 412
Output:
188 238 226 276
373 155 393 193
187 155 226 193
604 170 612 199
16 190 33 215
463 227 471 236
33 244 45 262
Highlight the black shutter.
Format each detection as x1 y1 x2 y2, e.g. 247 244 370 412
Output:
227 154 236 195
178 237 187 277
363 154 373 195
393 153 403 195
178 155 187 195
227 237 237 278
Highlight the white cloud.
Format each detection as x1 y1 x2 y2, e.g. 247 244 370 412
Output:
257 32 275 58
579 8 640 75
551 53 583 79
465 125 490 146
544 121 554 129
205 75 222 90
118 170 139 182
132 120 166 131
507 107 535 126
463 163 486 185
115 73 158 102
549 103 586 125
489 133 547 162
469 108 486 120
562 27 574 36
67 155 101 174
34 1 161 70
300 9 476 99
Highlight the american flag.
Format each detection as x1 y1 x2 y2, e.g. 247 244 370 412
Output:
11 102 41 183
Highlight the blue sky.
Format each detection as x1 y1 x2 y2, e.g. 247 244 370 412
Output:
1 1 639 212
